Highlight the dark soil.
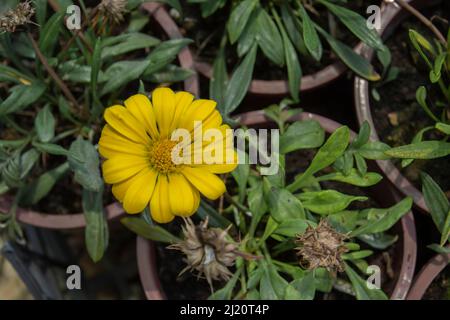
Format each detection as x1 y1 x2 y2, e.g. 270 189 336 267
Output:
370 5 450 194
423 266 450 300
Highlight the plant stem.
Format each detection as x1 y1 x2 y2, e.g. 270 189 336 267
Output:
394 0 447 47
224 192 250 213
27 33 80 111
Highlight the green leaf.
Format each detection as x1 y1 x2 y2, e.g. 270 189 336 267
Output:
298 190 367 215
256 8 284 66
121 217 180 243
143 64 194 83
280 121 324 154
223 44 257 114
260 261 289 300
357 141 391 160
68 137 103 192
351 121 371 149
274 219 309 237
386 141 450 159
288 271 315 300
298 5 322 61
421 172 450 237
288 126 350 192
351 197 413 236
35 105 55 143
415 86 439 122
90 38 104 118
342 250 373 260
143 38 193 75
0 82 46 115
316 26 380 81
401 126 434 168
320 1 383 50
344 263 388 300
436 122 450 135
227 0 257 44
19 148 40 179
357 233 398 250
39 11 64 56
20 162 70 205
210 44 228 108
265 180 305 222
232 157 250 202
440 212 450 246
32 142 71 157
100 60 149 95
429 52 446 83
101 33 160 59
427 243 450 254
209 268 242 300
237 9 258 57
83 186 108 262
317 169 382 187
355 153 367 175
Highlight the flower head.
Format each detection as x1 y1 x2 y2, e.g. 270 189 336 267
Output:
295 220 348 272
99 88 237 223
169 218 238 289
98 0 127 24
0 1 35 33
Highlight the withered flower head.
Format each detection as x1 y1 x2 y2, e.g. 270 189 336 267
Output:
98 0 127 24
0 1 35 33
169 218 238 290
295 219 348 272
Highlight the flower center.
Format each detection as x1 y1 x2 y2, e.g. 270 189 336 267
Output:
149 139 178 174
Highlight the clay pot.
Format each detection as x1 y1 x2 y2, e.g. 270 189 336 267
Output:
137 110 417 300
353 0 440 213
407 245 450 300
0 2 199 229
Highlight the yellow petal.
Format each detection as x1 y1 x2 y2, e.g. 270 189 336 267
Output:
123 168 157 214
102 156 149 184
179 99 217 132
112 177 135 202
181 166 226 200
168 173 199 217
170 91 194 133
99 127 149 159
104 105 150 144
124 94 159 140
150 175 175 223
152 87 176 138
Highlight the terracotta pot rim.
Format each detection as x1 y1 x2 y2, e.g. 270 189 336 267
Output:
407 245 450 300
137 110 417 300
353 0 440 214
195 41 364 96
0 2 199 229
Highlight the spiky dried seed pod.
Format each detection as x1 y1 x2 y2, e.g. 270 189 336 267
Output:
98 0 127 24
169 218 238 290
0 1 35 33
295 220 349 273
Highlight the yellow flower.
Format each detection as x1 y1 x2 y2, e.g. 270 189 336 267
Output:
99 88 237 223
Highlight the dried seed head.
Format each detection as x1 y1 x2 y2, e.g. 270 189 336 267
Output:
295 220 349 273
98 0 127 24
169 218 238 290
0 1 35 33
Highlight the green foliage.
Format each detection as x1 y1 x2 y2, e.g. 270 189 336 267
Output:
0 1 193 262
206 0 384 113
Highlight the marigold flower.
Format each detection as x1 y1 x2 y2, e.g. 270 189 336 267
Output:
99 88 237 223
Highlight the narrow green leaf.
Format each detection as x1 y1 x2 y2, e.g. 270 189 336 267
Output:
288 126 350 192
298 5 322 60
35 105 55 143
227 0 257 44
121 217 180 243
280 120 325 154
83 186 109 262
